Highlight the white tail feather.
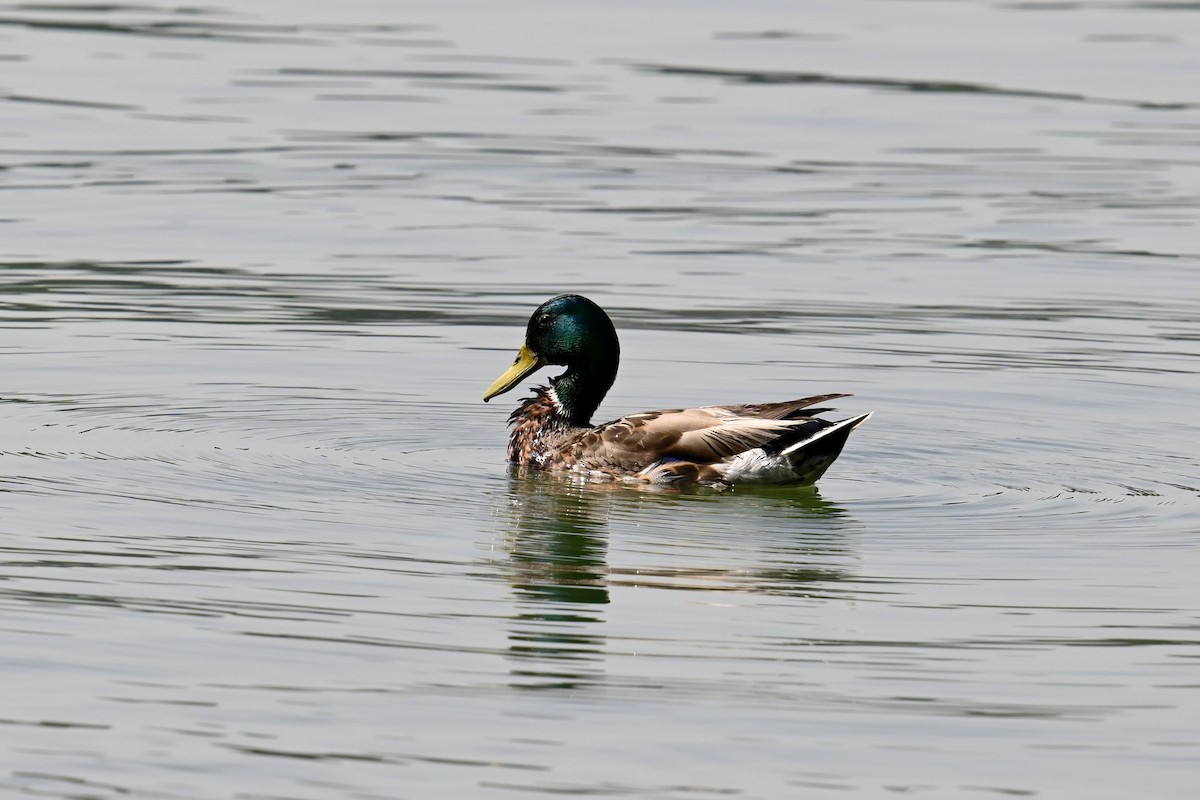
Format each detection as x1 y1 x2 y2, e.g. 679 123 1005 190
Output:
779 412 872 457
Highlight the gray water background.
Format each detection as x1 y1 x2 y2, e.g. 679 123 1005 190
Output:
2 1 1199 798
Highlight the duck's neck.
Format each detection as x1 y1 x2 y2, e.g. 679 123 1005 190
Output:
550 356 616 427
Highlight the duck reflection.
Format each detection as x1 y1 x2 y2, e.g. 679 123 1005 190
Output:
500 470 612 689
494 471 860 689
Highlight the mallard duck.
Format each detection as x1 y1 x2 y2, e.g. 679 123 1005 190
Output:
483 294 870 486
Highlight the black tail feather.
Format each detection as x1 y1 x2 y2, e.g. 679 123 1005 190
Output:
781 412 872 484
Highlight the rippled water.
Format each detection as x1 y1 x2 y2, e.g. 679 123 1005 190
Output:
3 1 1199 798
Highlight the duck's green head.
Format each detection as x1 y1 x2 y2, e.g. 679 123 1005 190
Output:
483 294 620 422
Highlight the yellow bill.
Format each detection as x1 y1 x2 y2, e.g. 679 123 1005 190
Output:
483 344 545 401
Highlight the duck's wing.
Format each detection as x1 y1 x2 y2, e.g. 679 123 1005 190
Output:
720 393 851 420
574 403 824 469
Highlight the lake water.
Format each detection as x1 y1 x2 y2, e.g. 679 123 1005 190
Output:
2 1 1199 797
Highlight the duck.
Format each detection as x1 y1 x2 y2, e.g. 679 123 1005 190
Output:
483 294 871 486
